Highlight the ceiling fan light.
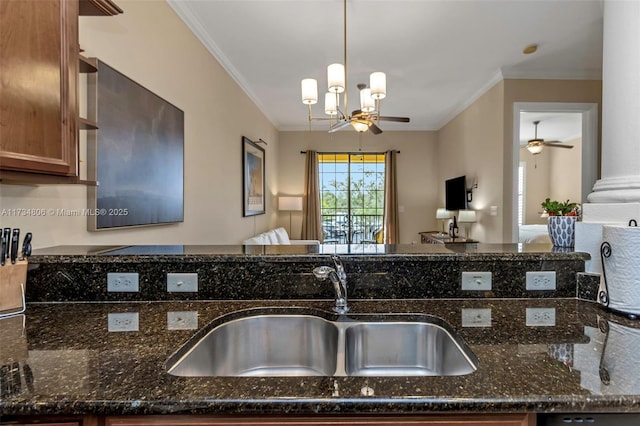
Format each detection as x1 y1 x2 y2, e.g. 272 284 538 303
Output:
370 72 386 99
324 92 338 115
526 143 544 155
301 78 318 105
360 88 375 113
351 120 369 133
327 63 345 93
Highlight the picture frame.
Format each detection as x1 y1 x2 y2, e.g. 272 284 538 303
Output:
242 136 265 216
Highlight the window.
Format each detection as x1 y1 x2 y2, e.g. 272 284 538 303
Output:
318 153 385 244
518 161 526 226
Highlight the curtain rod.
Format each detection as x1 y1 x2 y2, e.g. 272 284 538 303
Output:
300 150 400 154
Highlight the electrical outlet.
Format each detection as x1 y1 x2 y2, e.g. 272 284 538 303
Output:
167 311 198 330
107 312 139 332
526 271 556 291
461 308 492 327
461 271 492 291
167 273 198 292
526 307 556 327
107 272 139 292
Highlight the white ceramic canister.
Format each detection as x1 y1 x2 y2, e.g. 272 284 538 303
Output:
601 224 640 316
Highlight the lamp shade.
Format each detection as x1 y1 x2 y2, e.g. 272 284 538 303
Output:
458 210 477 223
436 208 451 219
370 72 386 99
301 79 318 105
327 63 345 93
359 88 375 112
278 196 303 211
325 92 338 115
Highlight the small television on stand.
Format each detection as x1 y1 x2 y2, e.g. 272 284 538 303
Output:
445 175 467 211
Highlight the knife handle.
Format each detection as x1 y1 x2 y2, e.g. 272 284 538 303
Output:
10 228 19 264
0 231 6 266
21 232 32 259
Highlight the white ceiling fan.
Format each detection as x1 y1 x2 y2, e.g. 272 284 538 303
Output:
300 0 410 135
523 120 574 155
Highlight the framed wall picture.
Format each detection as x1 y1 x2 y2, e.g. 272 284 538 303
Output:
242 136 265 216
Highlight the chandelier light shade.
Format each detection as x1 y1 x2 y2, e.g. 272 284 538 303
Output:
300 0 409 134
327 63 345 93
351 121 369 132
360 88 375 112
370 72 387 99
325 92 338 115
301 78 318 105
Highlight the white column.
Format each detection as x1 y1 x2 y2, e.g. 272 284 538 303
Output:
577 0 640 273
588 0 640 203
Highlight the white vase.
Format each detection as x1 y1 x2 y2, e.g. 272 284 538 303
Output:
547 216 577 247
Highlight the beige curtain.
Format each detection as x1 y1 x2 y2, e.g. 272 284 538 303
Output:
301 150 323 242
383 150 399 244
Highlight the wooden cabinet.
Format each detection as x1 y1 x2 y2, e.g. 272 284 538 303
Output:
106 414 535 426
0 0 80 179
0 0 120 184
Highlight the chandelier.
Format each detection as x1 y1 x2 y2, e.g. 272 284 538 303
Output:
300 0 406 134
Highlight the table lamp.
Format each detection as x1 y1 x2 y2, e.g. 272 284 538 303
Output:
436 208 451 236
458 209 477 239
278 196 303 236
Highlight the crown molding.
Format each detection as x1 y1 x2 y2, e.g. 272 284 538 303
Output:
166 0 280 128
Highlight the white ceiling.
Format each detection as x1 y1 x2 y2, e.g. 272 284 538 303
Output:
519 112 583 145
167 0 603 132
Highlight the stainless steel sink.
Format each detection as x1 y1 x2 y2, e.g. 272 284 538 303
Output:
167 309 478 377
344 321 478 376
167 314 339 377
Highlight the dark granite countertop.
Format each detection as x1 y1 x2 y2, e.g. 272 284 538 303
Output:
1 298 637 416
29 243 588 263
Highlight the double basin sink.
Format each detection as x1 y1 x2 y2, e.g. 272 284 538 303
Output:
167 308 478 377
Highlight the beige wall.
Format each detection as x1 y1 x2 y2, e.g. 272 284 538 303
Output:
278 131 438 244
436 82 505 243
0 0 278 248
521 151 551 225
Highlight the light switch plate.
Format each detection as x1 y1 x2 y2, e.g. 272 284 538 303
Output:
167 273 198 292
461 271 492 291
461 308 492 327
167 311 198 330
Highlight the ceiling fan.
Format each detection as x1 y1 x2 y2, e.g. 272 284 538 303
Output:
523 120 574 155
326 84 410 135
300 0 410 135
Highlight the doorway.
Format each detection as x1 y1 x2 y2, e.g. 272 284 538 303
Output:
512 103 598 243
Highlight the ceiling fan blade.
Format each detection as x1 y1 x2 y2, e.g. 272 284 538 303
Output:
377 116 410 123
328 120 351 133
368 121 383 135
542 142 574 149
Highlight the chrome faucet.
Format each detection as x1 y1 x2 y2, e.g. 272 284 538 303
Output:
313 255 349 314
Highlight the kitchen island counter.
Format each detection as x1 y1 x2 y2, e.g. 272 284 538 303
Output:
0 298 636 417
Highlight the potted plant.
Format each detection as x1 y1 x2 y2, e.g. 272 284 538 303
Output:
541 198 580 247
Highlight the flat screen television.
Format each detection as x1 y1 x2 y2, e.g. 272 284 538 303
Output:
445 175 467 211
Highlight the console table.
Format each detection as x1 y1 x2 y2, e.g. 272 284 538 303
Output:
419 231 478 245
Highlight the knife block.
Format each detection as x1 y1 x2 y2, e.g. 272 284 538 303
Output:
0 259 27 317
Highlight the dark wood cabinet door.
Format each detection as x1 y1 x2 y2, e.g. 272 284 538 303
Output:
0 0 78 177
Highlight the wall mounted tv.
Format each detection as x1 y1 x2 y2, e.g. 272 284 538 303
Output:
445 175 467 211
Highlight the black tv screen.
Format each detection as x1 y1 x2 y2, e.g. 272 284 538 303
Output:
445 175 467 211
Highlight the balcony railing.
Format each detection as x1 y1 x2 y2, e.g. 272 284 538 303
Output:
322 214 383 244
